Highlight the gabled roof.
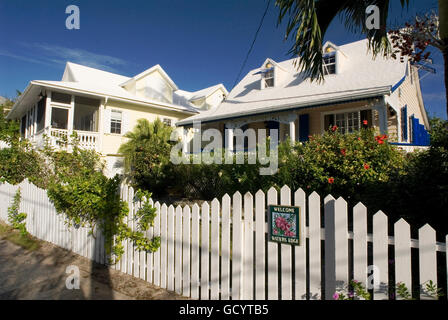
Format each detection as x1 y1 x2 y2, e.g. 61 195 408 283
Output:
260 58 288 72
62 62 131 86
322 41 345 56
120 64 179 90
177 39 409 126
189 84 228 101
8 61 230 120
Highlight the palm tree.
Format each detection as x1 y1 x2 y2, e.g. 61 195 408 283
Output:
118 118 173 172
276 0 448 116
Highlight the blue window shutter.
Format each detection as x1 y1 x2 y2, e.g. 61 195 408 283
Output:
411 115 418 144
299 114 310 142
401 106 408 141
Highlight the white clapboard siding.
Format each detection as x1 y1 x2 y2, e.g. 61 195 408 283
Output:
153 202 161 286
190 204 200 299
174 205 182 295
232 192 243 300
210 199 220 300
280 185 292 300
266 187 278 300
353 202 368 287
294 188 306 300
160 203 168 289
324 195 336 300
167 205 175 291
255 189 266 300
373 211 389 300
308 191 321 300
419 224 437 300
221 194 231 300
182 205 191 297
394 218 412 299
242 192 254 300
200 202 210 300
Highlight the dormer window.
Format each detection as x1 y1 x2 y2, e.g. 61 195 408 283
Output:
323 52 336 75
263 62 274 88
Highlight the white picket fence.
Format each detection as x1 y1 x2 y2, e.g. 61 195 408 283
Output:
0 179 447 300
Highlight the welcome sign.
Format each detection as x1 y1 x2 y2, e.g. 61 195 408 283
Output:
268 205 301 245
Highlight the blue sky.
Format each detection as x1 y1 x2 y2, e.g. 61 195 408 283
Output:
0 0 445 119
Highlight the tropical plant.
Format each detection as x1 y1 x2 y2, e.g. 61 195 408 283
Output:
118 118 175 196
41 136 160 263
275 0 448 116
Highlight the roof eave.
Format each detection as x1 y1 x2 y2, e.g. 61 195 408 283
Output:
9 81 198 119
176 87 391 126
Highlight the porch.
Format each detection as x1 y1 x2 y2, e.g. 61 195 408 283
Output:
21 91 102 151
182 97 394 153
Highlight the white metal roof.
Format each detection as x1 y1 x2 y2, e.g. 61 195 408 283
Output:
8 61 227 119
177 39 409 126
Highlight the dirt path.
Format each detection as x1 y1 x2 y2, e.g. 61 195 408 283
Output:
0 237 187 300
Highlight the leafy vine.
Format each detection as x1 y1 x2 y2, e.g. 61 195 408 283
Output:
7 188 27 236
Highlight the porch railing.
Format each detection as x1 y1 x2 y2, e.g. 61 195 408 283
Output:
47 128 99 151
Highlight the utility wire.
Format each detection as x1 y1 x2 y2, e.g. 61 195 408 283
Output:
232 0 272 89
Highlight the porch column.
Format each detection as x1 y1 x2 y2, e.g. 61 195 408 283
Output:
68 95 75 135
289 119 295 143
44 91 52 131
98 99 105 153
33 103 37 138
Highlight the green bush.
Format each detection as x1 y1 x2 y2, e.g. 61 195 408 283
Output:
118 118 175 197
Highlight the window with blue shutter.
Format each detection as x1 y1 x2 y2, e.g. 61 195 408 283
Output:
401 106 408 141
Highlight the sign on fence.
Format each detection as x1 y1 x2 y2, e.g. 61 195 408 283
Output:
268 204 301 245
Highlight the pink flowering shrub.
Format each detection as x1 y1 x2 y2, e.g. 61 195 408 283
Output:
273 213 296 237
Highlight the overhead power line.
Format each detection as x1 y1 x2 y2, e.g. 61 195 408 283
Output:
232 0 272 89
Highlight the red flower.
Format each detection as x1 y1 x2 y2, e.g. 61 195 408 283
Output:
363 163 370 170
362 120 368 125
328 177 335 184
331 125 338 132
340 149 346 156
375 135 387 144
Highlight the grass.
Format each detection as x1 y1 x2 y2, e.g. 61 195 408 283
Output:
0 221 40 251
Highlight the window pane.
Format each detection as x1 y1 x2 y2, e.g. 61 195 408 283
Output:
51 107 68 129
336 113 346 133
265 78 274 87
347 112 359 133
110 120 121 134
52 92 71 104
74 102 98 132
